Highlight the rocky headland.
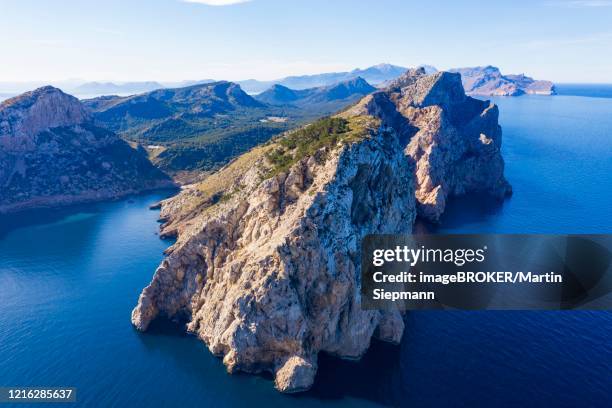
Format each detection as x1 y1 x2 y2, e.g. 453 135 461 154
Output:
382 68 512 220
0 86 174 214
131 68 511 392
450 66 556 96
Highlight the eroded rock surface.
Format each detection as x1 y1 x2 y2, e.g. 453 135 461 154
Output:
0 86 174 213
132 68 511 392
347 68 511 221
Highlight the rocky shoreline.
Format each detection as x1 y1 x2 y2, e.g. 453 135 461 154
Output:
0 184 177 215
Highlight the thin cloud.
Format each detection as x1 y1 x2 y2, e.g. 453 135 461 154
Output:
181 0 251 5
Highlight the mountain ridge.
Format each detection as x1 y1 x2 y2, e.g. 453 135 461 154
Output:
83 81 267 140
255 77 376 109
238 63 408 93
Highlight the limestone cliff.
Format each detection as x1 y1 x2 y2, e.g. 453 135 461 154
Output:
343 68 510 221
0 86 174 213
132 69 510 392
133 115 415 392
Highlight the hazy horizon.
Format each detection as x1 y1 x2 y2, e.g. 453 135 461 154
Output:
1 0 612 84
2 63 612 98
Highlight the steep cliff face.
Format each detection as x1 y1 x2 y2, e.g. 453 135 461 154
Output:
132 115 415 392
347 68 511 221
132 69 511 392
0 86 89 151
0 86 174 213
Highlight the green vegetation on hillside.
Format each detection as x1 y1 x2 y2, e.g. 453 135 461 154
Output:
154 122 287 171
265 115 376 177
85 80 378 174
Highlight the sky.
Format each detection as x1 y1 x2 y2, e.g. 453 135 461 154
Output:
0 0 611 83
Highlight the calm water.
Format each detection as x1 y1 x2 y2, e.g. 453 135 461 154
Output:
555 83 612 99
1 93 611 407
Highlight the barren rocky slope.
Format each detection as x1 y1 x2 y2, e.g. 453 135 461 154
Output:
132 68 510 392
0 86 174 214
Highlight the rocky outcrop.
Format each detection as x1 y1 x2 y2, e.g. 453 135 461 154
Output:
132 114 415 393
450 66 555 96
0 86 174 213
132 69 511 392
346 68 511 221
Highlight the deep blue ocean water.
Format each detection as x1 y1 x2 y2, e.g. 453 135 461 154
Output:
1 92 611 407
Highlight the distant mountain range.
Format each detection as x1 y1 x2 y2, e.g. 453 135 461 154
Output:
70 64 553 98
239 63 425 93
73 80 217 96
0 63 559 101
254 77 376 113
0 64 409 98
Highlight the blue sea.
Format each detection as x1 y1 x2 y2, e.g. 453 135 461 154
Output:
555 83 612 99
1 91 611 407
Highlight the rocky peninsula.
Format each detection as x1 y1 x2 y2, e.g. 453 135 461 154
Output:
450 66 556 96
131 68 511 392
0 86 174 214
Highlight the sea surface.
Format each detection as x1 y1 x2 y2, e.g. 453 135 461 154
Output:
1 92 611 407
555 83 612 99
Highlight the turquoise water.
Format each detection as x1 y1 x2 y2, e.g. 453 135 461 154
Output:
1 94 611 407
